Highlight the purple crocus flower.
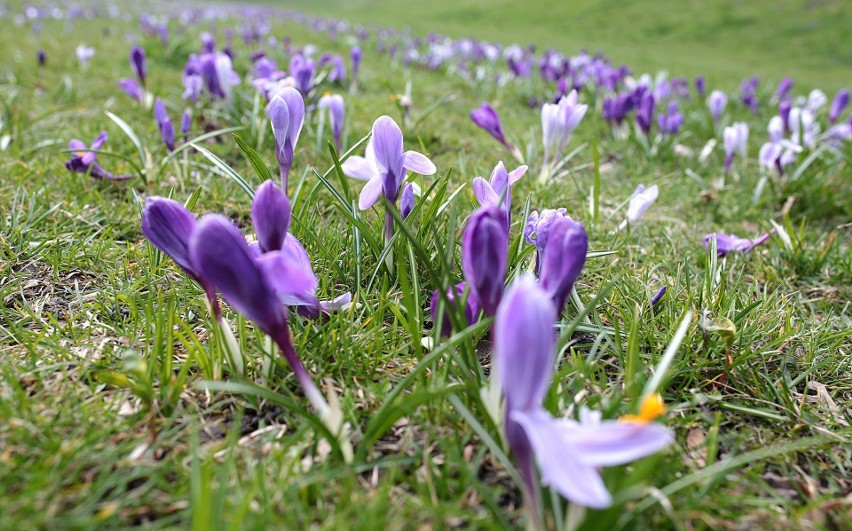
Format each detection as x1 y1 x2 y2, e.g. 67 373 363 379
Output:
290 54 316 97
201 32 215 53
118 78 143 102
318 93 345 152
694 76 706 98
154 98 175 151
189 214 329 417
703 231 772 256
129 45 146 86
343 115 436 239
37 49 46 68
266 87 305 191
829 89 849 124
472 161 528 221
495 276 672 512
430 282 480 337
199 52 240 100
775 78 793 102
740 76 760 113
470 102 522 162
635 90 656 134
651 286 667 306
617 184 659 230
538 217 588 313
328 55 347 84
723 122 749 173
540 90 588 181
524 208 570 273
351 45 362 77
462 206 509 317
65 131 131 181
657 101 683 135
758 116 801 175
76 44 95 67
142 197 219 317
181 110 192 140
707 90 727 123
806 89 827 113
400 182 415 219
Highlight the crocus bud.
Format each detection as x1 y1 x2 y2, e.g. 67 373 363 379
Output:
400 182 415 219
707 90 727 123
351 45 362 75
181 110 192 139
154 98 175 151
37 49 46 67
471 102 510 148
538 217 588 313
624 184 659 225
251 180 292 253
694 76 705 98
130 45 146 85
462 206 509 316
829 89 849 124
267 88 305 189
118 78 143 102
775 78 793 102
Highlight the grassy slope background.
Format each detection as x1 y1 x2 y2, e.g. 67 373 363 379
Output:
257 0 851 91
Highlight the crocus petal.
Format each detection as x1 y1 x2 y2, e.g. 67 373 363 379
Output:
256 249 318 307
141 197 198 275
278 87 305 150
81 131 108 166
494 275 557 411
511 409 613 509
266 95 291 151
190 215 287 335
342 155 379 181
318 292 352 313
400 182 415 219
402 150 437 175
251 180 292 253
371 115 404 180
461 206 509 316
507 165 528 184
69 139 87 152
558 420 673 467
358 175 384 210
539 218 588 313
472 177 501 207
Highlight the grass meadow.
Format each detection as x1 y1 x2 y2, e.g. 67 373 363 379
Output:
0 0 850 529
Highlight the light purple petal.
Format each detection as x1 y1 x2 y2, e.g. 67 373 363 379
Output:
318 292 352 313
251 180 291 253
472 177 501 208
358 175 383 210
402 150 436 175
278 87 305 150
507 165 528 185
558 420 673 467
371 115 404 182
511 409 613 509
256 249 318 307
342 155 378 181
494 275 557 410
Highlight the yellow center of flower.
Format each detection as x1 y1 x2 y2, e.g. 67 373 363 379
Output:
323 91 331 97
620 393 666 423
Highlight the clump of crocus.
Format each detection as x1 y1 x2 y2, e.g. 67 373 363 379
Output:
76 44 95 68
462 206 509 317
318 93 345 152
290 53 316 97
472 161 528 223
758 116 801 176
266 87 305 191
154 98 175 151
618 184 659 230
342 115 436 243
723 122 749 174
199 52 241 100
539 90 588 183
494 275 672 522
707 90 727 124
703 230 773 256
657 101 683 136
470 102 523 164
65 131 131 181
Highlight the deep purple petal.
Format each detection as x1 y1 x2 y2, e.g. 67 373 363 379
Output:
141 197 198 275
251 180 292 253
461 206 509 316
